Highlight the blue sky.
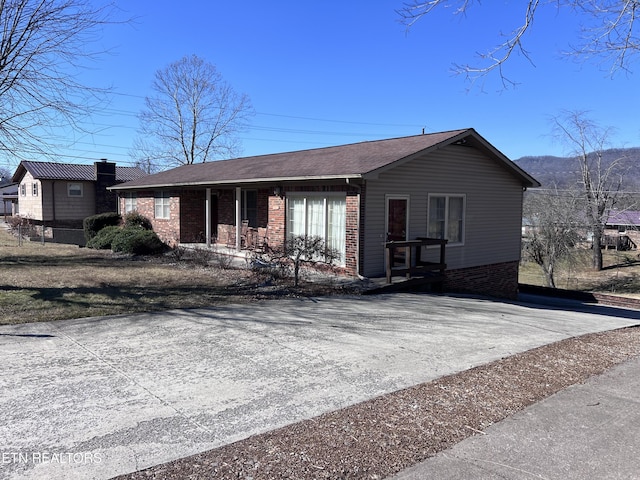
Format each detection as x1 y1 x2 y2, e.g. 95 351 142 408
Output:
6 1 640 170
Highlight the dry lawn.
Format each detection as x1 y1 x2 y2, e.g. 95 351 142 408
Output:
0 226 348 325
519 248 640 297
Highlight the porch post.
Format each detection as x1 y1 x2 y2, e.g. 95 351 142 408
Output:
235 186 241 252
205 187 211 248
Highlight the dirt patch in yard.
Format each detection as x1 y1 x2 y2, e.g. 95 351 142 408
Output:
115 325 640 480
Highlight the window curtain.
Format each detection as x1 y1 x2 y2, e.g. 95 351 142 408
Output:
428 196 446 239
306 198 325 238
327 198 346 263
288 197 306 237
287 195 346 266
448 196 464 243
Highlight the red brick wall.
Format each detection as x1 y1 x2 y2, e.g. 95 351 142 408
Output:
345 192 359 274
121 191 181 246
215 188 271 246
444 261 519 299
274 185 361 275
156 193 180 246
119 185 362 276
214 189 232 245
179 189 205 242
267 194 286 248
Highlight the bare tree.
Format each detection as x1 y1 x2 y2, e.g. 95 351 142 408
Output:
398 1 640 85
132 54 254 170
553 111 630 270
0 166 11 184
0 0 121 161
252 234 341 287
523 188 582 288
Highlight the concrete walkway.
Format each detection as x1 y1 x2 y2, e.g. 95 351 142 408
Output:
1 293 638 480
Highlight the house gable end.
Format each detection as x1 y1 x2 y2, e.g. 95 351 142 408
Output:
362 129 540 188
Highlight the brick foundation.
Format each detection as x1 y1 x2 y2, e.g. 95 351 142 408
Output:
444 261 520 299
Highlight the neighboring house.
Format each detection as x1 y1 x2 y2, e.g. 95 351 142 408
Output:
1 183 19 218
12 160 147 228
111 129 540 298
606 210 640 232
603 210 640 250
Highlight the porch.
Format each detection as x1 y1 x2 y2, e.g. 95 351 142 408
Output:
384 237 448 286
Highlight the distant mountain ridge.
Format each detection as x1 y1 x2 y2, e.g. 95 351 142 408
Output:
514 147 640 188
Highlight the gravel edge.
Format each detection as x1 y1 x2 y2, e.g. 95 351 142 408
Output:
113 326 640 480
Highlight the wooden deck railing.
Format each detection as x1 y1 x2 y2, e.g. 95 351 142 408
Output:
385 237 447 284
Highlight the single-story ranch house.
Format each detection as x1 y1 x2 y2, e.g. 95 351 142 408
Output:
111 129 540 298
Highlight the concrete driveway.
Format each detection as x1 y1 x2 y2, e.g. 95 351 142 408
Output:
1 293 639 480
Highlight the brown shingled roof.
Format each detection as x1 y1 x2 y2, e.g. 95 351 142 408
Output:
110 129 540 190
12 161 147 183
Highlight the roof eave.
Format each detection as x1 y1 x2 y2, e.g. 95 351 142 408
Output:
109 174 364 191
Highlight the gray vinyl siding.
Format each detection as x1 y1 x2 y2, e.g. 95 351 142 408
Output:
41 180 96 221
362 144 524 277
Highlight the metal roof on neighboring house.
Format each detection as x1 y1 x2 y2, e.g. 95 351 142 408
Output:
11 161 147 183
110 129 541 190
606 210 640 226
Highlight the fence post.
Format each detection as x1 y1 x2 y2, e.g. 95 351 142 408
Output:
41 224 45 245
18 224 22 246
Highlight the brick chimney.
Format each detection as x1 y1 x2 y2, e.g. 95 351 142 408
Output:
94 159 117 214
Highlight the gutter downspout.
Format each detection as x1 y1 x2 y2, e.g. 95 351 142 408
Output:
51 181 56 223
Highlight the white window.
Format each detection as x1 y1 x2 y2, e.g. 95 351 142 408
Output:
32 183 38 196
124 192 137 213
428 194 465 245
154 191 170 219
68 183 83 197
20 184 26 196
287 194 346 265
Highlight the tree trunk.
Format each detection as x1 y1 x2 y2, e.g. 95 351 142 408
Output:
592 225 604 271
544 264 556 288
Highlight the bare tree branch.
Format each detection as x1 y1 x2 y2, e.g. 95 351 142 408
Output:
399 0 640 85
0 0 124 162
131 54 254 169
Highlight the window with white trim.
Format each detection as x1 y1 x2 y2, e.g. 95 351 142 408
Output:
32 183 38 196
428 194 465 245
124 192 137 213
287 194 346 265
154 191 170 219
68 183 83 197
20 184 26 196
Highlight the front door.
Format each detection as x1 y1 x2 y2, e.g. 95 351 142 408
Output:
386 196 409 266
387 197 408 242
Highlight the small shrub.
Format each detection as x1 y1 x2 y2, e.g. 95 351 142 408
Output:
86 225 120 250
189 246 215 267
83 212 121 241
169 245 189 262
250 234 339 286
7 217 36 237
112 227 165 255
123 212 152 230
